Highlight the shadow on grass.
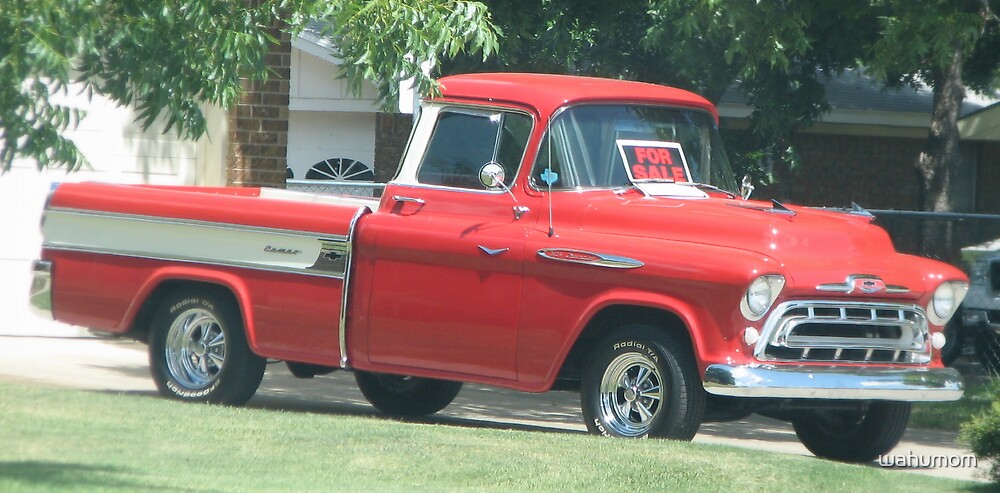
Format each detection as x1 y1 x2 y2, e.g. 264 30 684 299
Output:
0 461 199 492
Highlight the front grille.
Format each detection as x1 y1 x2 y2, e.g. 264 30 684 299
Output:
757 301 930 364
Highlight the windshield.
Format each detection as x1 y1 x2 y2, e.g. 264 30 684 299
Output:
530 104 739 194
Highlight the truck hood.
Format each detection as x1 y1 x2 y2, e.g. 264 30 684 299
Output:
576 192 954 298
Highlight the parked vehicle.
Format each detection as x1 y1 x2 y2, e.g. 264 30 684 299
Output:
961 253 1000 374
30 73 968 463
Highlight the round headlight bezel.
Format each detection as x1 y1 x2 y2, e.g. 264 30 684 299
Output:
740 275 786 321
928 281 968 326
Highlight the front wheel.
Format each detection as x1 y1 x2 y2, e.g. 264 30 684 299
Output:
581 325 705 440
355 372 462 416
793 401 911 463
149 289 265 405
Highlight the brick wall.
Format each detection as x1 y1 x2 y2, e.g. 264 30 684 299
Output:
754 133 925 210
373 112 414 182
226 24 291 188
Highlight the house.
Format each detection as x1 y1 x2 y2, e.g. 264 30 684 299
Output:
717 69 1000 214
10 39 1000 216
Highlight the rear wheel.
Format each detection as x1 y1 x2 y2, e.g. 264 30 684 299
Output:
149 289 265 405
581 325 704 440
792 401 911 463
355 372 462 416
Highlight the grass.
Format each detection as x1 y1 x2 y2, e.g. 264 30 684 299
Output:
0 383 988 492
911 379 1000 431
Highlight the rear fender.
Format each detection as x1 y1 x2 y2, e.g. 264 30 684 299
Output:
126 267 255 347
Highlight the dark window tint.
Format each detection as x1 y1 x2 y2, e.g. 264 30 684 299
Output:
417 110 531 190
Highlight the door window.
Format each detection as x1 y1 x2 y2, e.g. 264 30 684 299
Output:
416 110 531 190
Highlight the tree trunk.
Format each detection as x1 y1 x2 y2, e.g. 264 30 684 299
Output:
916 39 965 258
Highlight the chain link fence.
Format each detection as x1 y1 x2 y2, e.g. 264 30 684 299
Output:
285 179 385 197
872 210 1000 377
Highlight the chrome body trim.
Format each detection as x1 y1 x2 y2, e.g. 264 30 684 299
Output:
42 246 349 280
338 206 371 369
478 245 510 256
703 364 964 401
816 274 909 294
537 248 644 269
755 300 931 364
43 208 352 279
29 260 53 320
47 207 349 242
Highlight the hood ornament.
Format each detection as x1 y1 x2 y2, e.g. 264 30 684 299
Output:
816 274 909 294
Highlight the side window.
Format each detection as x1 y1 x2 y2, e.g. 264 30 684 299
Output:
416 110 531 190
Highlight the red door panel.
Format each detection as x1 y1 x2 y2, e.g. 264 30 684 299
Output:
364 186 529 380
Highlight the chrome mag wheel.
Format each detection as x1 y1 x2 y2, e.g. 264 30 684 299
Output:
164 308 227 390
598 352 664 436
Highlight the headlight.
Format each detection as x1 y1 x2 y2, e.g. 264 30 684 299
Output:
740 275 785 321
928 281 968 326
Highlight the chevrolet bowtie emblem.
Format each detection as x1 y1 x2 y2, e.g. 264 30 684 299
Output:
816 275 910 295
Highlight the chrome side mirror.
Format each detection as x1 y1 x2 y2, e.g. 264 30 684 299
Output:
479 162 506 190
478 162 529 220
740 175 755 200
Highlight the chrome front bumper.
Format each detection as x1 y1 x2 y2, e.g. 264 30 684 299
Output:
704 364 964 402
29 260 53 320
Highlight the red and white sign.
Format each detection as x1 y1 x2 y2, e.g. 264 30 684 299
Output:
616 140 691 183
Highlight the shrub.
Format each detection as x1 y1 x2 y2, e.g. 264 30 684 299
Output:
961 396 1000 484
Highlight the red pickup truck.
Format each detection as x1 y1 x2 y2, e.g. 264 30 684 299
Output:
30 73 967 463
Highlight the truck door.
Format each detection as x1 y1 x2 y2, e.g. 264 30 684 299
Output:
363 107 535 381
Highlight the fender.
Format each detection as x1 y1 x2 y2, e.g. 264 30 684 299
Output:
125 266 257 348
521 287 736 393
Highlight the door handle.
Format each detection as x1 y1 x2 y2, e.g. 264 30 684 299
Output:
392 195 425 205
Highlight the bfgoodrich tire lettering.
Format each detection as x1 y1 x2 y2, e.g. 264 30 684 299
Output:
581 325 705 440
355 371 462 416
149 289 265 405
792 401 911 463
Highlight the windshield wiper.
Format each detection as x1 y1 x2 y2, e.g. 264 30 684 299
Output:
673 182 736 199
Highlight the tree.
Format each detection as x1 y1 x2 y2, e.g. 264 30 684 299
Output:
444 1 881 188
450 1 1000 232
0 0 498 172
647 0 885 197
866 1 1000 254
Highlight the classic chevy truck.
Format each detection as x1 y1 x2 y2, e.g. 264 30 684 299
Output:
30 73 968 463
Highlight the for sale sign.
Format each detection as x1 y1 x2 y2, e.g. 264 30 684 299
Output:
616 140 691 183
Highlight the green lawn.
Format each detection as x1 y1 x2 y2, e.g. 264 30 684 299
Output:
911 379 1000 431
0 383 987 492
